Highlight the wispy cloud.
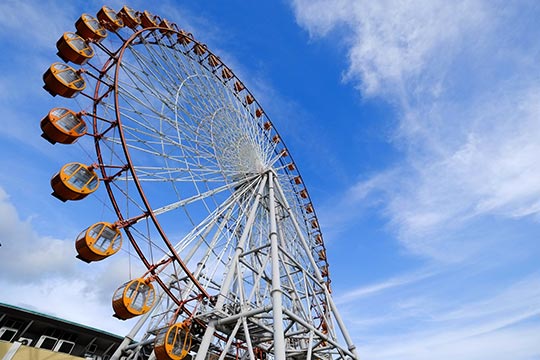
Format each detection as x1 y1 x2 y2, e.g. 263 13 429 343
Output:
433 273 540 324
0 185 143 335
0 0 76 50
292 0 487 97
361 323 540 360
335 267 436 304
291 1 540 358
343 272 540 359
292 0 540 259
0 187 75 281
388 84 540 253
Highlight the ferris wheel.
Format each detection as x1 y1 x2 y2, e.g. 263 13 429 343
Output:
41 5 358 360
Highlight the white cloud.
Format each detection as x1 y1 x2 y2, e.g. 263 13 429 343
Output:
335 267 436 304
0 185 144 335
360 323 540 360
0 186 76 281
292 0 487 97
0 0 76 50
1 278 135 336
343 272 540 360
292 0 540 259
361 82 540 260
292 2 540 358
434 274 540 325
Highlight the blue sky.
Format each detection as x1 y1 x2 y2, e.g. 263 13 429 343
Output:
1 1 539 359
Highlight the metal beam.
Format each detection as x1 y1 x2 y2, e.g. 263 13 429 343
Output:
268 171 286 359
273 177 359 359
194 174 268 360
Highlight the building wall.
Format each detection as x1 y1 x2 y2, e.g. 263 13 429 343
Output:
0 340 83 359
1 303 123 359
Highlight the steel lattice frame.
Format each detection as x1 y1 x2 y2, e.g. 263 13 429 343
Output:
45 8 358 360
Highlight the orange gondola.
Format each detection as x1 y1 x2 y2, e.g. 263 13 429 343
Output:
43 63 86 98
56 32 94 65
245 94 255 104
177 30 193 46
254 347 267 360
221 67 233 80
140 10 159 28
50 162 99 202
321 320 328 334
233 81 245 92
97 6 124 31
75 222 122 263
40 108 87 144
117 5 140 29
159 18 177 35
325 280 332 293
75 14 107 42
154 321 192 360
193 43 207 56
208 54 220 67
112 278 156 320
321 265 329 278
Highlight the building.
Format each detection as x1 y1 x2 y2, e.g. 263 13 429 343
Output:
0 303 123 359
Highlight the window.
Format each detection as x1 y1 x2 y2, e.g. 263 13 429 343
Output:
84 342 98 357
57 113 80 132
0 327 18 342
36 335 58 350
54 339 75 354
